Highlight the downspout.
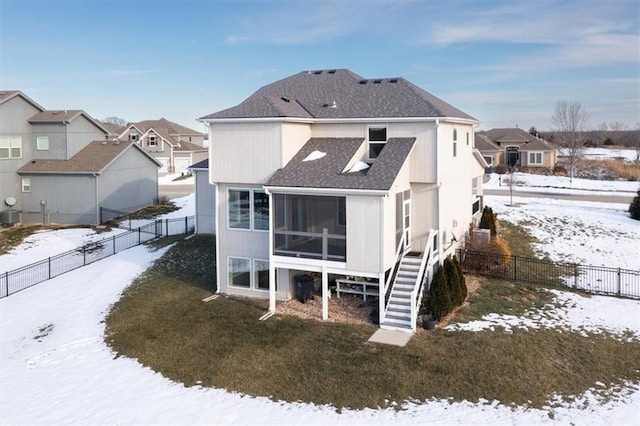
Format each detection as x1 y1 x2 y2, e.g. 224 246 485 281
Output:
265 187 276 312
214 184 221 294
64 121 70 159
93 173 99 224
435 118 443 262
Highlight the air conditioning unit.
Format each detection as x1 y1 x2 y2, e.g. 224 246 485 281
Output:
472 228 491 245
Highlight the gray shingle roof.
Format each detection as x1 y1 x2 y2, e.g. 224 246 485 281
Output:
480 128 555 151
17 140 159 174
201 69 475 121
190 159 208 169
132 118 205 136
474 133 501 152
29 110 84 122
267 137 416 190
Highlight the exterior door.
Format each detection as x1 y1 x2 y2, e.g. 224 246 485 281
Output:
403 197 411 253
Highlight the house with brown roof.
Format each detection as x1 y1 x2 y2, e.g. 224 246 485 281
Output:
0 90 161 225
118 118 207 173
476 128 558 169
198 69 486 333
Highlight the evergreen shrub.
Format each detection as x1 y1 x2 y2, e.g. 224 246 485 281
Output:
629 189 640 220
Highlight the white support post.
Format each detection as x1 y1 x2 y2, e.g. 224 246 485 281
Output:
269 265 276 313
322 266 329 320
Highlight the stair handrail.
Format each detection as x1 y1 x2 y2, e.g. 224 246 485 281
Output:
381 232 406 324
409 229 438 331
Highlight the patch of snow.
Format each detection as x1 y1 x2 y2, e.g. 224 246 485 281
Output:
559 147 639 163
302 150 326 162
348 161 370 173
485 172 638 194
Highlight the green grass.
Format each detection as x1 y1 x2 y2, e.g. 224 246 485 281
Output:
105 236 640 411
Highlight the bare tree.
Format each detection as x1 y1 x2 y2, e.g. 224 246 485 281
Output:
599 121 627 145
551 101 590 183
102 116 127 127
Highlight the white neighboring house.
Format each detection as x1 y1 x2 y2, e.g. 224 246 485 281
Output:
118 118 207 173
199 69 485 332
189 158 216 235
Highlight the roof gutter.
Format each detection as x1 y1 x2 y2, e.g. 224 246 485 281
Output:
199 116 478 126
263 185 389 196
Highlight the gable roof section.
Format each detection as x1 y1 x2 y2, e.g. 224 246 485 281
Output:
29 110 110 135
17 140 161 174
201 69 475 121
267 137 416 191
189 159 209 170
132 118 205 136
481 128 555 151
0 90 45 111
474 133 500 152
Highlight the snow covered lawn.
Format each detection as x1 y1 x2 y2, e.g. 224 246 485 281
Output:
1 179 639 424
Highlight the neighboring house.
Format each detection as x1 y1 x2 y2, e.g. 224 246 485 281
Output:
476 128 558 168
0 90 160 225
199 69 485 332
189 159 216 234
118 118 208 173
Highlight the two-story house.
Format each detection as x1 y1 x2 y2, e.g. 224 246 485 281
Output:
199 69 485 332
0 90 161 225
118 118 208 173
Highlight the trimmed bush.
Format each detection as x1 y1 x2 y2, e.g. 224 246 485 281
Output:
443 257 460 306
425 266 452 321
479 206 497 237
495 164 508 174
630 189 640 220
452 255 468 302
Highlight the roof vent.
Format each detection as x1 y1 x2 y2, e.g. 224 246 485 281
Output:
389 79 398 83
359 80 367 84
330 100 337 108
313 70 322 75
280 96 290 103
327 70 336 74
373 79 382 84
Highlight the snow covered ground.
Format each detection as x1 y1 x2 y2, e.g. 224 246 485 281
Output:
562 147 638 163
1 174 639 424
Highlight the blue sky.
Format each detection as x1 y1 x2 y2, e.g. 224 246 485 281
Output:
1 0 638 132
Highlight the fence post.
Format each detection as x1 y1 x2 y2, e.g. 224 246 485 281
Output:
138 227 141 245
185 216 188 235
83 245 86 265
574 264 578 289
513 255 517 281
166 219 169 236
617 267 621 296
48 257 51 279
4 271 8 297
113 235 116 254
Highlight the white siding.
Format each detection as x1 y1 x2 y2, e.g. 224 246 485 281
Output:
346 195 382 273
281 122 311 166
411 183 439 252
210 122 282 184
194 169 216 234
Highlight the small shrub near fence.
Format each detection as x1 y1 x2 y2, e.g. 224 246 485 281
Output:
457 249 640 300
0 216 195 299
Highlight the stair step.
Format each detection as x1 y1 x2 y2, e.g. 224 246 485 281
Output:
383 318 412 328
389 296 411 304
388 302 411 311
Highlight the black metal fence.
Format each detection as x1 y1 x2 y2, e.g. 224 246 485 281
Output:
0 216 195 299
456 249 640 300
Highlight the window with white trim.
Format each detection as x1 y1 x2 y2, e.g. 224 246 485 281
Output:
22 178 31 192
254 259 270 290
0 136 22 159
453 128 458 141
253 189 269 231
483 156 493 166
529 152 542 165
148 135 157 147
228 257 251 288
228 188 269 231
466 132 469 146
453 141 457 157
368 126 387 159
36 136 49 150
129 133 139 142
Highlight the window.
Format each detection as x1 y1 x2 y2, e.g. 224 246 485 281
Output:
228 257 251 288
229 188 269 231
368 126 387 159
529 152 542 164
36 136 49 151
22 178 31 192
453 141 457 157
0 136 22 159
228 189 251 229
253 190 269 231
148 135 157 147
483 156 493 166
466 132 469 146
453 128 458 141
254 259 270 290
129 134 139 142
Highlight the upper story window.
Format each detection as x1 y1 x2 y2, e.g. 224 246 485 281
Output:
148 135 157 147
22 178 31 192
368 126 387 159
36 136 49 151
453 141 457 157
466 132 469 146
453 128 458 141
129 133 139 142
0 136 22 159
228 188 269 231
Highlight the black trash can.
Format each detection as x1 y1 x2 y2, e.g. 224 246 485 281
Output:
295 274 314 303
